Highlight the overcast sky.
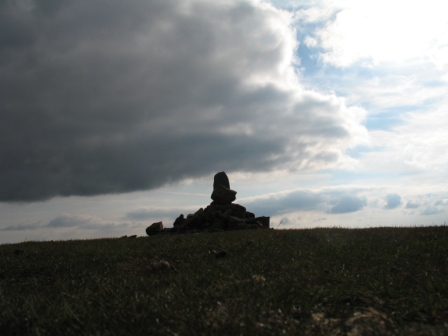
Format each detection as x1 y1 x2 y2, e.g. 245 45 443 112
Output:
1 0 447 244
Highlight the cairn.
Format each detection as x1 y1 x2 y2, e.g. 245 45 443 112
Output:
146 172 269 235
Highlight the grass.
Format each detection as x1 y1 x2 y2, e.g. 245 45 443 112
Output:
1 226 447 335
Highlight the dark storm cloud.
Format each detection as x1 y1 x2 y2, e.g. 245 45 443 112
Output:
383 193 402 210
0 0 366 201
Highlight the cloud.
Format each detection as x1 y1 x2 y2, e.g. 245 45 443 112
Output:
0 0 367 202
125 209 159 221
47 214 128 230
0 222 44 231
384 193 402 210
243 189 325 216
303 0 448 67
124 207 189 221
47 216 80 228
435 199 448 207
0 214 117 231
405 200 419 209
242 187 369 216
329 195 366 214
420 206 443 216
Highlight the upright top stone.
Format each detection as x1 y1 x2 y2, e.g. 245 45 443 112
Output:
211 171 236 204
213 172 230 189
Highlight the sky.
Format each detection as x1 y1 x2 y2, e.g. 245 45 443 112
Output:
1 0 447 244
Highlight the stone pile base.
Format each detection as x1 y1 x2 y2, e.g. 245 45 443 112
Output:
146 202 270 236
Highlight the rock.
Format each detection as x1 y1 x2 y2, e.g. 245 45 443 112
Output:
146 221 164 236
213 171 230 189
185 208 205 229
150 260 171 270
173 214 186 227
206 220 226 231
194 208 204 216
227 215 246 228
245 211 255 219
229 203 246 218
211 171 236 204
254 216 270 228
211 184 236 204
203 203 223 213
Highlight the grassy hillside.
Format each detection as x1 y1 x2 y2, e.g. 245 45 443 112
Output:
1 226 447 335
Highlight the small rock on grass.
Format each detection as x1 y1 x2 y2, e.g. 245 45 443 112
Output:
150 260 171 271
146 221 164 236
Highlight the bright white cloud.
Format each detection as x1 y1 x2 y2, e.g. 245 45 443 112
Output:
399 109 448 173
359 105 448 177
303 0 448 67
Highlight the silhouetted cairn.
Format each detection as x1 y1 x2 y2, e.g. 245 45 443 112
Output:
145 172 270 235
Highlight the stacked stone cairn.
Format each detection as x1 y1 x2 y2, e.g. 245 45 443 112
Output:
145 172 270 236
